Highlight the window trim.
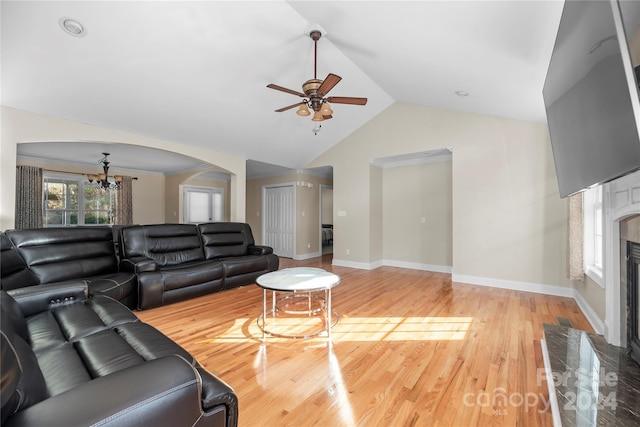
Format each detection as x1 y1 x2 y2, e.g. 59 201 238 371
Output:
583 184 604 288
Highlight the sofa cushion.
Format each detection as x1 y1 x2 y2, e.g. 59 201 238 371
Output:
5 227 119 285
199 222 254 259
121 224 205 267
157 261 224 291
1 233 39 291
221 255 269 277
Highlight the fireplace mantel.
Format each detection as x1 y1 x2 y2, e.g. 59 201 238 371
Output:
604 169 640 347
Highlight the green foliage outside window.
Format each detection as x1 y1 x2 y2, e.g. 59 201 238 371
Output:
44 176 116 226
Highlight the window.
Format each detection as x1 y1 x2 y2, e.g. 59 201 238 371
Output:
583 184 604 286
44 174 116 226
183 186 224 224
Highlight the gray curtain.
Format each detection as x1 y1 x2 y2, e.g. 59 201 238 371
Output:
568 193 584 281
15 165 44 229
116 176 133 225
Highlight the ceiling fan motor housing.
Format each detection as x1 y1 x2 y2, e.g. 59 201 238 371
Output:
302 79 325 111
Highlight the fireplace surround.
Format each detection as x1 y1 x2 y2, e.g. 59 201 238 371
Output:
603 170 640 349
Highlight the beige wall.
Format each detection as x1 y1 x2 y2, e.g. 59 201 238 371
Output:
307 102 573 289
382 160 453 268
246 172 332 256
1 107 246 230
132 174 166 224
575 276 606 321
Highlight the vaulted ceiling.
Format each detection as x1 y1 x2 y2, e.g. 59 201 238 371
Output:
1 1 563 177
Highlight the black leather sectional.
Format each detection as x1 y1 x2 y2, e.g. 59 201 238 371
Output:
1 283 237 427
0 222 278 427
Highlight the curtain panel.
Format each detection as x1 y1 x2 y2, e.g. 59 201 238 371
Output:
567 193 584 281
15 165 44 229
116 176 133 225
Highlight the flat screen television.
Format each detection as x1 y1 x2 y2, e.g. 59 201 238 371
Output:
543 0 640 198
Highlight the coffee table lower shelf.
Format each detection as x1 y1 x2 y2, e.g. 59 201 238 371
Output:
257 290 339 339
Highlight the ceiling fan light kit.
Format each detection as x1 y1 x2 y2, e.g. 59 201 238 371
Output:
296 103 311 116
267 30 367 126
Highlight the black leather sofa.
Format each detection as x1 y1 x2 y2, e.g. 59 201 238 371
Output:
0 283 238 427
119 222 279 309
1 228 137 308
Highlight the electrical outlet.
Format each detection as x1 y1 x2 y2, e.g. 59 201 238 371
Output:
346 249 350 255
307 243 311 248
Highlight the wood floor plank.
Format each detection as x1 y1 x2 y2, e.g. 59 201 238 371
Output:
136 255 592 427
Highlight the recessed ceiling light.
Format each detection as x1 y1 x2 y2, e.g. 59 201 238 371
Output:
59 17 86 37
455 90 469 97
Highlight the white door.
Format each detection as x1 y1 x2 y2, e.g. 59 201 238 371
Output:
183 186 224 224
263 185 294 257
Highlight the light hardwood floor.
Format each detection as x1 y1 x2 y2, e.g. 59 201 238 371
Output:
136 255 593 427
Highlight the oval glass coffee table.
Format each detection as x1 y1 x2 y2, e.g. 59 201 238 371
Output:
256 267 340 340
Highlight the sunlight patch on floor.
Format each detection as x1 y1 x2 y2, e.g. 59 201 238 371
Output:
195 316 473 343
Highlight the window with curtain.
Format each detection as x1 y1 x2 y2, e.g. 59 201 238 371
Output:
44 174 116 226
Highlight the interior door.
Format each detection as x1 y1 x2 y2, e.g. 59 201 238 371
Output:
263 184 294 258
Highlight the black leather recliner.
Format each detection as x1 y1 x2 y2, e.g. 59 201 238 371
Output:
1 227 137 308
0 284 238 427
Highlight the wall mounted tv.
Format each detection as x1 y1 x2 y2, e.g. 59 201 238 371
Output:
543 0 640 198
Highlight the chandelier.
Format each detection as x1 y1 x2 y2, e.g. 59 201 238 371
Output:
87 153 122 190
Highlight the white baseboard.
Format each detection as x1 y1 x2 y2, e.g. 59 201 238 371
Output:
383 259 452 274
293 251 321 261
331 258 449 272
331 258 380 270
572 289 605 334
451 273 575 298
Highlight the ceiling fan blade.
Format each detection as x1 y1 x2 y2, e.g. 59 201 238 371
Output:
322 115 333 120
267 84 306 98
326 96 368 105
317 73 342 96
275 102 305 112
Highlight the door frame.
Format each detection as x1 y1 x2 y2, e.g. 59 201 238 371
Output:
261 183 296 258
319 184 333 255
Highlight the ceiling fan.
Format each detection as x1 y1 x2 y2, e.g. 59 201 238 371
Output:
267 30 367 122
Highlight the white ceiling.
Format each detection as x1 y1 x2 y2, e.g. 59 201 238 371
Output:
1 1 564 178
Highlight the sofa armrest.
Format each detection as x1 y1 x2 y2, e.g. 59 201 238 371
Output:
4 356 227 427
120 256 158 273
198 367 238 426
248 245 273 256
6 282 89 317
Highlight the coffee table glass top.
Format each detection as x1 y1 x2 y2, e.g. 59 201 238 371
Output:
256 267 340 292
